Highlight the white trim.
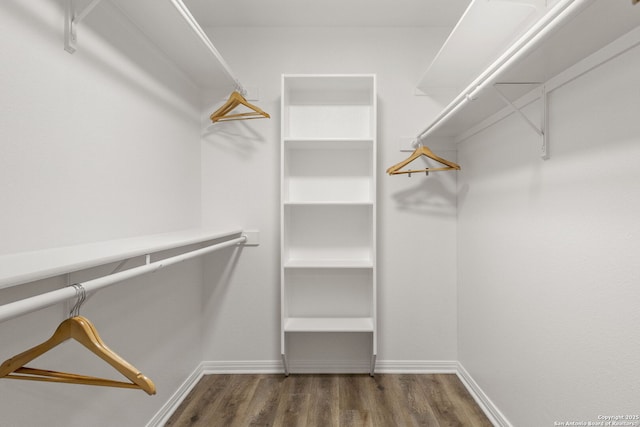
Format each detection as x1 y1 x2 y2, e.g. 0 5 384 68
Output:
284 360 372 374
456 362 513 427
375 359 458 374
145 362 205 427
201 360 284 374
198 359 460 375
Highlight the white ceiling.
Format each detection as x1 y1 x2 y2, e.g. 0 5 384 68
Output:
184 0 471 28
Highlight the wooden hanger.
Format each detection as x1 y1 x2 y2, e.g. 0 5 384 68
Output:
210 90 270 123
386 145 461 175
0 316 156 395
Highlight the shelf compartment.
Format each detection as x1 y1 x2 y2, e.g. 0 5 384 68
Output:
283 75 375 139
283 139 374 203
284 268 373 319
284 317 374 333
283 204 373 264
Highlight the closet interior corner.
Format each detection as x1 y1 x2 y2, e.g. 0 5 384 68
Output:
2 0 639 425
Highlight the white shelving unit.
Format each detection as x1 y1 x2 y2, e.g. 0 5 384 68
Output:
281 74 377 376
417 0 640 147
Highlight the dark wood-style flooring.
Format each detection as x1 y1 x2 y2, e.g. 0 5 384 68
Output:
166 374 493 427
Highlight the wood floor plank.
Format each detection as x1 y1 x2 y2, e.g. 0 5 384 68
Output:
340 409 372 427
418 374 493 427
196 374 260 427
165 374 234 427
338 375 373 427
168 373 493 427
272 375 312 427
395 374 441 427
306 375 339 427
436 374 494 427
370 374 416 427
418 374 462 426
239 375 289 426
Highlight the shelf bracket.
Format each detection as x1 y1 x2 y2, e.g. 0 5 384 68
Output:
494 83 549 160
65 0 104 54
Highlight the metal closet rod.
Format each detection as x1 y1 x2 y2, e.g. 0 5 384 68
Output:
415 0 593 143
0 234 248 324
169 0 246 96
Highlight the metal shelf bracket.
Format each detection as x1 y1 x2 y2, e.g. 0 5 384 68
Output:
65 0 104 54
494 83 549 160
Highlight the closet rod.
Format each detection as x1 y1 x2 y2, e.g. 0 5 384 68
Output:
170 0 246 95
0 234 248 324
415 0 593 143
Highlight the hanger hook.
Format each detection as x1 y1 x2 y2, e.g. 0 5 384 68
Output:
69 284 86 318
234 80 247 97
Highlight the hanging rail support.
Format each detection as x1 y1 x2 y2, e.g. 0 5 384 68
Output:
65 0 104 54
493 83 549 160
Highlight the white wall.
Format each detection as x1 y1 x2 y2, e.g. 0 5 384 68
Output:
199 27 460 365
0 1 201 255
457 44 640 426
0 1 207 425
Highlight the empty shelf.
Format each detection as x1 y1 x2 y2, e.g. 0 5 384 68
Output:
284 317 375 332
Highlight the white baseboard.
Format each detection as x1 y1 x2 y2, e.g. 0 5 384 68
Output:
147 360 510 427
375 359 458 373
455 362 512 427
202 360 284 374
145 362 205 427
287 359 370 374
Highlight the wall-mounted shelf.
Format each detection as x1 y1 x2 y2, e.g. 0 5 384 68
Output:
417 0 640 145
0 228 249 290
68 0 243 93
417 0 543 95
284 318 375 333
283 260 374 269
